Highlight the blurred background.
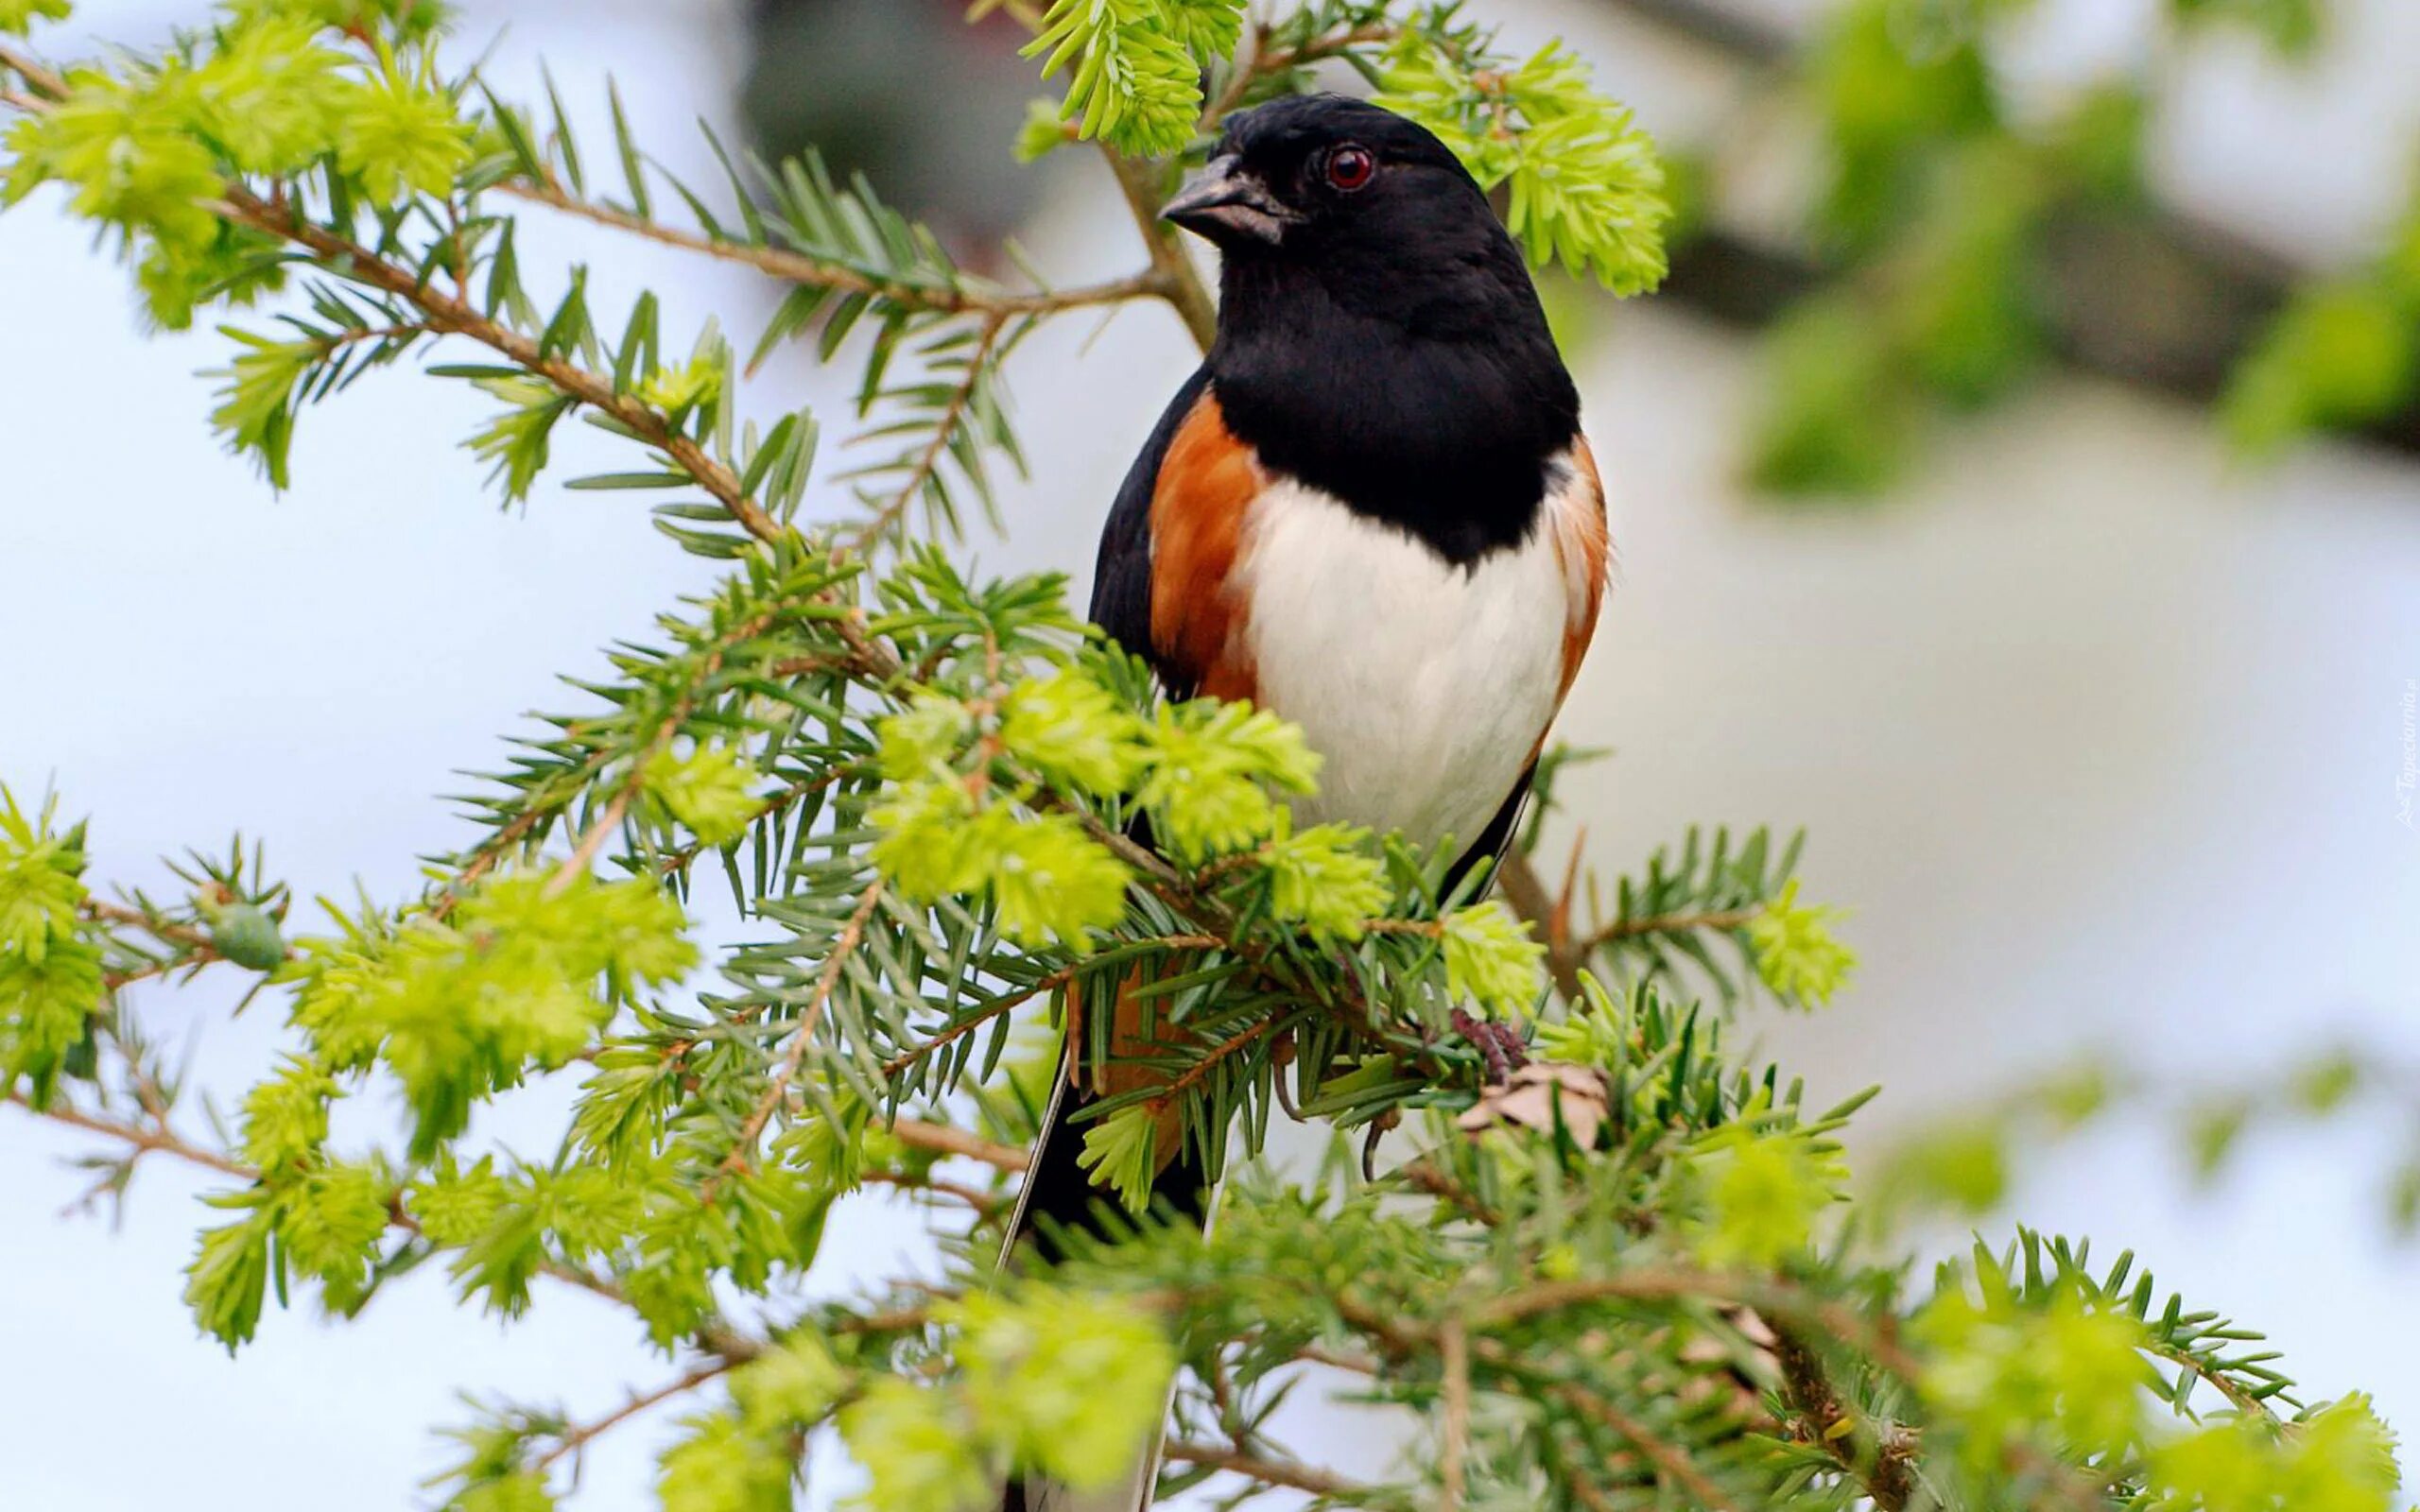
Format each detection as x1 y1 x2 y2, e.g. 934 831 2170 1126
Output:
2 0 2415 1506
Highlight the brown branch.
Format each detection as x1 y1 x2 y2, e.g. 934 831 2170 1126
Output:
2142 1334 2281 1421
858 1168 1006 1213
880 964 1082 1081
1474 1273 1921 1383
5 1091 252 1179
849 311 1011 554
81 897 214 953
1769 1319 1919 1511
1495 851 1583 999
879 933 1221 1082
1141 1017 1277 1116
0 38 66 98
501 178 1167 320
1160 1439 1366 1499
1438 1316 1471 1512
890 1116 1029 1173
1101 148 1218 354
542 786 634 899
1546 1376 1742 1512
1201 20 1396 126
1582 904 1762 951
708 881 887 1200
535 1357 736 1470
6 1091 768 1364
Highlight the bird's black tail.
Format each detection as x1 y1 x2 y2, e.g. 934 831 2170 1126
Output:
994 1054 1213 1512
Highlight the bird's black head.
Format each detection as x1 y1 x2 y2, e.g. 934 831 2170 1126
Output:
1162 94 1535 335
1164 94 1478 249
1163 94 1580 564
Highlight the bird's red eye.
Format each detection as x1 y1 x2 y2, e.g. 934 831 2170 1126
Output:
1326 145 1375 192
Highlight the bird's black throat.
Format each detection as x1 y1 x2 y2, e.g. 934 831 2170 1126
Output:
1204 219 1581 567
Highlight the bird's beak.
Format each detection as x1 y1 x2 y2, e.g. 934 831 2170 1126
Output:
1161 156 1293 246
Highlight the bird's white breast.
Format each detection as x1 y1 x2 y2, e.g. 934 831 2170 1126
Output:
1236 469 1587 855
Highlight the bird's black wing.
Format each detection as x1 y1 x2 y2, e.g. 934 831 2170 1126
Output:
1089 364 1212 689
1452 762 1536 897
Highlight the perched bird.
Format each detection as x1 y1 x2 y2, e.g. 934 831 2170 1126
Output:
997 93 1610 1511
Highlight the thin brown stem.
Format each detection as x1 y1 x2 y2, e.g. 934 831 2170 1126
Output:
6 1091 251 1178
1160 1439 1364 1499
1101 148 1218 353
501 178 1167 319
889 1117 1029 1173
707 881 886 1199
535 1357 736 1469
1770 1319 1918 1511
1544 1375 1742 1512
1201 21 1395 126
543 786 634 899
1474 1273 1921 1382
1141 1017 1277 1116
850 312 1011 553
1582 904 1762 951
859 1169 1006 1213
81 897 213 952
1495 851 1583 999
1438 1316 1470 1512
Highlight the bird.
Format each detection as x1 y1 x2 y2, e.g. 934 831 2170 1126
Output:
995 92 1610 1512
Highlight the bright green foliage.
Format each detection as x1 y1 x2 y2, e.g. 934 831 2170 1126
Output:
2225 280 2419 456
0 0 69 34
2172 0 2323 55
983 809 1134 948
1683 1119 1846 1269
870 795 1132 951
1377 30 1670 293
209 331 326 489
282 1160 397 1307
1026 0 1234 157
642 744 764 850
1440 900 1545 1018
1916 1280 2156 1469
455 1472 557 1512
2152 1396 2402 1512
1746 879 1858 1007
1013 96 1074 163
182 1199 276 1349
999 668 1149 796
635 355 722 416
837 1380 990 1512
730 1333 846 1432
191 20 354 177
0 786 84 957
1077 1103 1164 1211
1132 699 1321 860
657 1414 795 1512
1260 821 1388 938
0 787 99 1106
284 872 696 1155
955 1288 1177 1487
333 45 472 202
238 1055 337 1173
467 374 579 504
